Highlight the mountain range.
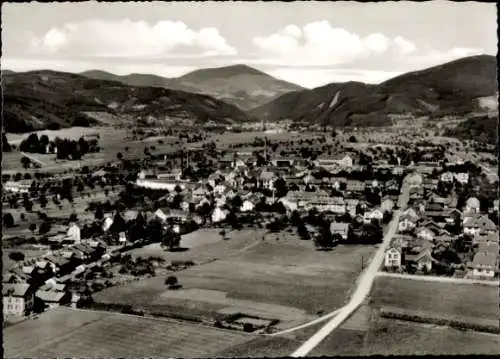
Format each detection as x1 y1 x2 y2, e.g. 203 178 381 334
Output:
81 64 303 111
2 70 254 133
2 55 497 133
250 55 497 127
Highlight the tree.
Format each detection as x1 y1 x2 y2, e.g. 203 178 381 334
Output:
348 135 357 143
39 220 52 234
3 213 15 228
2 133 11 152
315 224 334 250
165 275 180 289
9 252 25 262
29 223 37 233
95 206 104 220
69 212 78 222
116 152 123 160
297 221 310 240
21 156 31 169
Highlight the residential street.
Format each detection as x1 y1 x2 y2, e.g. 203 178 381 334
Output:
290 177 411 357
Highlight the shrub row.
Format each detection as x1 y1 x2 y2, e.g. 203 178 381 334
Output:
379 308 500 334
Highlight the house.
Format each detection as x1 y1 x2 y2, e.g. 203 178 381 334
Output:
102 216 113 232
3 283 35 317
398 217 417 233
381 199 395 213
364 209 384 223
270 156 296 167
330 222 350 240
135 179 185 192
384 247 402 270
406 172 423 189
433 234 454 244
192 187 209 201
345 198 360 215
453 172 469 184
35 290 71 309
240 200 255 212
384 180 400 194
465 197 481 214
66 223 81 244
440 172 454 183
468 253 497 279
3 180 32 193
279 197 298 213
315 154 353 170
402 208 419 222
157 169 183 181
259 171 276 189
422 178 439 190
211 207 228 223
463 215 496 236
404 244 434 272
416 227 435 241
477 241 500 256
309 197 346 213
345 180 365 193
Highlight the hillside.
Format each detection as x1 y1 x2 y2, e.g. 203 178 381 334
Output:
444 114 498 145
251 55 497 126
2 70 254 133
82 64 303 110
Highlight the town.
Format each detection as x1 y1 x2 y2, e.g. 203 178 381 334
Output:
2 2 498 357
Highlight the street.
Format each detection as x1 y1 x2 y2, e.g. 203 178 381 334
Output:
376 272 499 286
290 177 411 357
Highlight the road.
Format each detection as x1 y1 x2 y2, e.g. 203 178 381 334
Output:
290 177 411 357
376 272 499 286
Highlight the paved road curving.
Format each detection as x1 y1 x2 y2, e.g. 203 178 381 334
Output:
290 177 411 357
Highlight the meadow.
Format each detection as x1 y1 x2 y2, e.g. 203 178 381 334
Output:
3 307 252 358
94 231 377 330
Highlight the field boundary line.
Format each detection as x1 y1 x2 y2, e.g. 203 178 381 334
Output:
376 272 499 286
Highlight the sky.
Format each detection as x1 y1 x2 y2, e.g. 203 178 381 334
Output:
1 1 497 89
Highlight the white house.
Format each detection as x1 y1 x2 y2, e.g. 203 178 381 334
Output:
468 253 497 279
3 283 34 317
465 197 480 214
384 247 402 270
453 172 469 184
240 200 255 212
279 198 298 213
440 172 454 183
211 207 228 223
135 179 185 192
398 217 417 233
66 223 81 244
102 216 113 232
416 227 434 241
364 209 384 223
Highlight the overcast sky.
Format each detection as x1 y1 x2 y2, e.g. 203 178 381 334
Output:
2 1 497 88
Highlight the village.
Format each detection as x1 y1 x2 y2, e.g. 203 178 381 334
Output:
2 126 499 325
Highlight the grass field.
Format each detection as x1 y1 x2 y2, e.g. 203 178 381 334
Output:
370 276 498 322
95 233 376 329
4 307 252 358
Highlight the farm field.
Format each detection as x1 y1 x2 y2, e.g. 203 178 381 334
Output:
360 318 500 355
370 276 498 323
3 307 252 358
95 233 377 329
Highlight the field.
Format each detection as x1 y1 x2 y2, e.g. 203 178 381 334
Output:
95 231 377 330
4 307 252 358
370 276 498 322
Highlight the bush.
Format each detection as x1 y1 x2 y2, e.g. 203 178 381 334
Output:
243 323 255 332
165 275 178 287
3 213 15 228
9 251 25 262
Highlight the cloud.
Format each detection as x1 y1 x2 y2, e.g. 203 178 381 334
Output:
268 68 404 89
27 19 237 59
252 21 417 66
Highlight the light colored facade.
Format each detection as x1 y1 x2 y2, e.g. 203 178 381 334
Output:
3 284 34 317
384 248 402 269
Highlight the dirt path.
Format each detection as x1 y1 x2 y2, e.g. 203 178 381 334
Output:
376 272 499 286
21 152 47 167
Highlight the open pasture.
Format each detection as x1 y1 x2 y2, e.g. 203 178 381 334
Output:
370 276 498 323
4 307 251 358
96 235 377 329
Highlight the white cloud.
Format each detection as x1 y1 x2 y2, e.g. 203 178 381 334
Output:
27 19 236 59
252 21 418 66
269 68 404 89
